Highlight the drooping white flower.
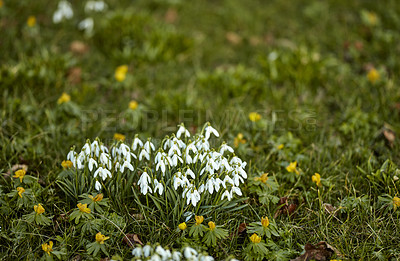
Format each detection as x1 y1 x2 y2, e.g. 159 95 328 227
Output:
231 186 242 196
132 136 143 151
120 161 134 173
78 17 94 35
183 247 198 259
219 142 234 155
94 166 111 181
186 168 195 179
53 1 74 24
139 149 150 161
172 250 182 261
221 190 232 201
67 150 77 162
144 140 156 153
88 158 98 172
85 0 107 12
204 125 219 140
95 180 102 191
143 245 151 257
153 179 164 195
132 247 142 257
138 172 152 195
176 125 190 139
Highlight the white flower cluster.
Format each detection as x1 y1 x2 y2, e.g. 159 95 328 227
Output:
53 1 107 35
65 123 247 207
132 245 214 261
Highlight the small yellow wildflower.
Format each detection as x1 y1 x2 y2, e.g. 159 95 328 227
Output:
367 68 380 83
208 221 216 231
61 160 73 169
34 203 45 215
249 233 261 243
77 203 91 214
312 173 322 187
364 11 378 26
42 241 53 255
113 133 126 142
17 187 25 198
249 112 261 122
27 16 36 27
254 173 269 183
129 100 138 110
115 65 128 82
234 133 246 148
89 193 104 202
393 196 400 210
57 92 71 104
0 0 3 8
277 144 284 150
178 222 187 230
286 161 300 175
261 216 269 228
13 169 26 182
95 232 110 244
195 215 204 225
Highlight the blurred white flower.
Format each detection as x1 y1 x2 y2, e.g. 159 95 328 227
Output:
95 180 102 191
53 1 74 24
85 0 107 12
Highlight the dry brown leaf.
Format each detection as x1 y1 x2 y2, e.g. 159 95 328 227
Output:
165 8 178 23
290 241 335 261
383 129 395 147
274 197 298 218
225 32 242 45
67 67 82 84
123 233 143 247
70 41 89 55
323 203 337 216
132 213 144 220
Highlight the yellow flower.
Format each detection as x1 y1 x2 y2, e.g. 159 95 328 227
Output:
115 65 128 82
277 144 284 150
178 222 187 230
114 133 126 142
42 241 53 255
13 169 26 182
208 221 216 231
195 215 204 225
365 11 378 26
27 16 36 27
17 187 25 198
312 173 322 187
57 92 71 104
77 203 91 214
129 100 138 110
254 173 269 183
367 68 380 83
261 216 269 228
34 203 45 215
95 232 110 244
0 0 3 8
249 233 261 243
234 133 246 148
249 112 261 122
393 196 400 210
61 160 73 169
89 194 104 202
286 161 300 175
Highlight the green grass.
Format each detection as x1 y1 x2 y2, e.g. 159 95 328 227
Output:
1 0 400 260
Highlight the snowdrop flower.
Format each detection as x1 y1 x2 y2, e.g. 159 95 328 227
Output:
155 246 171 260
199 255 214 261
82 142 91 156
170 154 183 167
156 160 166 174
168 143 181 157
78 17 94 35
119 143 131 158
85 0 107 12
132 135 143 151
53 1 74 24
204 125 219 140
139 149 150 161
186 168 195 179
183 247 198 259
153 179 164 195
94 166 112 181
88 158 98 171
143 245 151 257
231 186 242 196
221 190 232 201
150 254 161 261
205 178 214 194
173 175 183 190
172 251 182 261
119 161 134 173
67 150 77 162
144 140 156 153
219 143 234 155
91 140 100 157
95 180 102 191
132 247 142 257
138 172 152 195
176 124 190 138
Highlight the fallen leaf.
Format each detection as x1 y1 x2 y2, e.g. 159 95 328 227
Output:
131 213 144 220
165 8 178 23
290 241 335 261
249 36 262 46
225 32 242 45
323 203 337 216
274 197 298 218
67 67 82 84
383 129 395 147
123 233 143 247
70 41 89 55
